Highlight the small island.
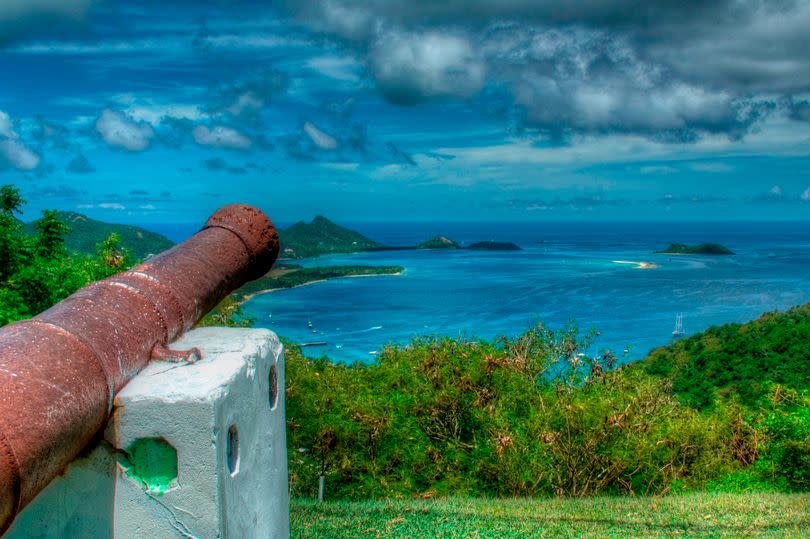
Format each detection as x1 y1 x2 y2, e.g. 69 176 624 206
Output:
417 236 460 249
655 243 735 255
465 241 522 251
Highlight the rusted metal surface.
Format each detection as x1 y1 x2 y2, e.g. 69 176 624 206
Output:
0 204 278 534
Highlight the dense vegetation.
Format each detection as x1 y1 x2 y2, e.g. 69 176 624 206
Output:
280 216 383 258
656 243 735 255
646 304 810 409
0 185 131 325
23 210 173 260
286 311 809 500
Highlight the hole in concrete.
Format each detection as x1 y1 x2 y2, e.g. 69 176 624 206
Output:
121 437 178 496
227 424 240 476
269 364 278 410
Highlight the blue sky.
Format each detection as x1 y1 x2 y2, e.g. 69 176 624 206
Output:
1 0 810 224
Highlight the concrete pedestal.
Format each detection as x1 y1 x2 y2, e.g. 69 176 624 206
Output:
4 328 289 539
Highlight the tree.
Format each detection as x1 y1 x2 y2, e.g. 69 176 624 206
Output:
0 185 26 280
0 184 25 216
35 210 70 259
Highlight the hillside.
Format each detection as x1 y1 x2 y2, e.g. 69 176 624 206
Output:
656 243 735 255
644 303 810 408
25 212 174 261
279 216 383 258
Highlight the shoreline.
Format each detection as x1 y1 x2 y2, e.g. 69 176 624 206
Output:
613 260 660 269
238 270 403 305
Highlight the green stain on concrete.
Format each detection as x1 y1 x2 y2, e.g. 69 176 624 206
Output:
118 438 178 496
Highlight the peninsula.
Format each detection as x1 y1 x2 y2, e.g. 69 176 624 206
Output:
655 243 735 255
235 264 404 301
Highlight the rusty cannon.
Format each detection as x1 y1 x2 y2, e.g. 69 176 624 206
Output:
0 204 279 534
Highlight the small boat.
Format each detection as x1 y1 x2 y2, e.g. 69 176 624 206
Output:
307 319 314 329
672 313 686 338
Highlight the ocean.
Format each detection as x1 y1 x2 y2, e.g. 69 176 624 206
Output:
152 221 810 364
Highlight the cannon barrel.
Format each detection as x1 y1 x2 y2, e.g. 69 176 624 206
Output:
0 204 279 534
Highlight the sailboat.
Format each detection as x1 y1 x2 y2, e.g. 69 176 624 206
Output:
672 313 686 338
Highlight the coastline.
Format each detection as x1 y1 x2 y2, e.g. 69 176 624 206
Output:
238 270 403 305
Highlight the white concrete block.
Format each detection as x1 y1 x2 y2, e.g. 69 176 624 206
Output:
3 327 288 539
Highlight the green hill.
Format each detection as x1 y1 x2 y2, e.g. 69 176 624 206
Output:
656 243 735 255
417 236 459 249
644 303 810 409
279 216 383 259
25 211 174 261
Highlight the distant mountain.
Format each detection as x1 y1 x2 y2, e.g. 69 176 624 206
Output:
655 243 734 255
279 216 383 259
417 236 460 250
465 241 521 251
25 211 174 260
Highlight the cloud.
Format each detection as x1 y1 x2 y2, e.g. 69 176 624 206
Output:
208 70 288 124
0 111 15 138
98 202 125 210
302 121 338 150
802 188 810 202
66 154 95 174
192 125 252 150
0 138 40 170
369 30 486 104
0 0 94 46
280 0 806 140
95 109 154 151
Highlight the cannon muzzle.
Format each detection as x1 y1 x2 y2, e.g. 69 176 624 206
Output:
0 204 279 534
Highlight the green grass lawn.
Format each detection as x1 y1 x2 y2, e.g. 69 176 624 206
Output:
291 493 809 538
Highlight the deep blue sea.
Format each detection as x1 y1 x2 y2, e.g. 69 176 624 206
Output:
150 221 810 364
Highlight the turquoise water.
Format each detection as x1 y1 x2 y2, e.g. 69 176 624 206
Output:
236 221 810 363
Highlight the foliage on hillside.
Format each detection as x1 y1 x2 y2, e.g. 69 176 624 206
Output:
285 320 807 500
279 216 383 258
0 186 131 325
645 304 810 409
24 211 174 260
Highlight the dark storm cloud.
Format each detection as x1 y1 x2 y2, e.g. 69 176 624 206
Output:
279 0 810 140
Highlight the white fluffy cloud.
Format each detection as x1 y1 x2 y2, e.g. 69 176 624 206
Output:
370 31 485 103
0 110 16 138
95 109 154 151
303 121 338 150
0 138 41 170
192 125 252 150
